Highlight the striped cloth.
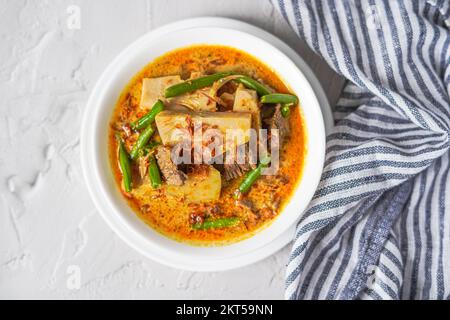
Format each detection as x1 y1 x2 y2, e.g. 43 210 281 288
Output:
273 0 450 299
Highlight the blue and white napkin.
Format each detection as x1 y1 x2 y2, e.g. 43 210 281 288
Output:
273 0 450 299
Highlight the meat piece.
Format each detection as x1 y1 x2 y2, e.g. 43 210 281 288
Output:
217 80 239 95
219 92 235 110
155 146 187 186
186 164 210 178
239 199 256 211
223 146 256 181
140 76 182 110
269 104 290 144
224 163 253 181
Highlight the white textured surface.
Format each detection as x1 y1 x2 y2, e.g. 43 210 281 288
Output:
0 0 343 299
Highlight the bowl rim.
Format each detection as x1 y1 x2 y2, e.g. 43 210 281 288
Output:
80 19 326 271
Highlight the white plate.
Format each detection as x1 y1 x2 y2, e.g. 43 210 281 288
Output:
80 18 331 271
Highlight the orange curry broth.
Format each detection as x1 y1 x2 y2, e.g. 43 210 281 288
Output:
109 45 307 245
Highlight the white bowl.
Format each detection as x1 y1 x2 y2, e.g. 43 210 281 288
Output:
80 21 326 271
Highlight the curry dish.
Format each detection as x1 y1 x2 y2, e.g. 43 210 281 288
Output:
109 45 307 245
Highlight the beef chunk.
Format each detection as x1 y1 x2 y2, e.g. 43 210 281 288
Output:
269 104 290 144
223 147 256 181
155 146 187 186
211 141 256 181
223 162 254 181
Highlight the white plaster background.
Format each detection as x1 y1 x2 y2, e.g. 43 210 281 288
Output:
0 0 343 299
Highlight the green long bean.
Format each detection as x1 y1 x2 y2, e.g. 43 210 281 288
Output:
148 155 162 189
164 72 233 98
130 125 155 160
234 156 271 198
260 93 298 105
281 103 294 118
235 76 271 96
130 100 164 131
192 217 239 230
141 141 161 157
116 135 132 193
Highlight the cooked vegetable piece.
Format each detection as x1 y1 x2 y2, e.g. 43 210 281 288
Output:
233 86 261 131
155 110 252 153
233 86 258 112
148 155 162 189
208 75 242 99
281 104 292 118
165 165 222 202
164 72 233 98
234 155 271 198
169 88 217 112
235 76 271 96
189 71 203 79
116 135 132 193
261 93 298 104
138 154 149 179
192 217 239 230
141 141 161 156
131 100 165 130
130 125 155 160
140 76 182 109
155 110 193 146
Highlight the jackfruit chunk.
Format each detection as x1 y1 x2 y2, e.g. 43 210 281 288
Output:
233 87 258 113
140 76 182 110
155 110 252 154
233 86 261 131
169 88 217 112
164 166 221 202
